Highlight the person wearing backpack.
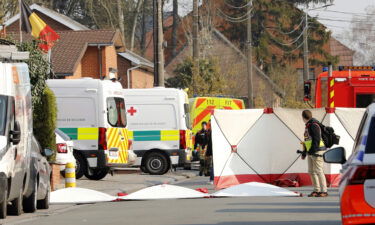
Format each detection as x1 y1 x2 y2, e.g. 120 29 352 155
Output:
301 110 328 197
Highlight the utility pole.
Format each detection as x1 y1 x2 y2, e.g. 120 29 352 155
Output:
153 0 159 86
157 0 165 86
153 0 164 87
192 0 199 95
303 12 309 82
246 0 254 108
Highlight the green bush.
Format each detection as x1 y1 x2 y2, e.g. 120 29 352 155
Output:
33 87 57 162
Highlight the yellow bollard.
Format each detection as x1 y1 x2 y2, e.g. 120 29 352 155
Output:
65 162 76 188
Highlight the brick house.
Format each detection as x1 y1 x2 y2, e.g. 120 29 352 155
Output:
3 4 154 88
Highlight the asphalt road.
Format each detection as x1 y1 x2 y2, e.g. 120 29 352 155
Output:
7 176 341 225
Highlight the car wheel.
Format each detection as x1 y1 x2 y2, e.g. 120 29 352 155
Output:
23 181 37 213
37 183 50 210
85 168 109 180
73 152 86 179
8 188 23 216
0 182 7 219
145 152 169 175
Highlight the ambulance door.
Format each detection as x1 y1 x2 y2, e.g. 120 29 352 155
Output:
106 97 129 166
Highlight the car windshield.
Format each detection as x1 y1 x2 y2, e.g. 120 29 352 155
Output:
365 117 375 153
55 128 71 141
107 97 127 128
0 96 7 136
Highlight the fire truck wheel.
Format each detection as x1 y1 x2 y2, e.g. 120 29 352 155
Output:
73 152 86 179
145 152 169 175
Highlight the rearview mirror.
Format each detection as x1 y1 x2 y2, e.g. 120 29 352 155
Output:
324 147 347 164
10 121 21 145
43 148 54 157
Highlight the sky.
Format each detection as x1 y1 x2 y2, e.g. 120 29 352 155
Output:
307 0 375 37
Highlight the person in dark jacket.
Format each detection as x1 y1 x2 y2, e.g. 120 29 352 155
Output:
206 120 214 184
194 122 209 176
301 110 328 197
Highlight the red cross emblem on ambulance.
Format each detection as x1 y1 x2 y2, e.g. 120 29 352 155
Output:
127 106 138 116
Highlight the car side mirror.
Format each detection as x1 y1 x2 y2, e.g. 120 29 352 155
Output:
10 121 21 145
43 148 54 157
323 147 347 164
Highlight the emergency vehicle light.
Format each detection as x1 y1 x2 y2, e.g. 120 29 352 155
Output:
338 66 375 71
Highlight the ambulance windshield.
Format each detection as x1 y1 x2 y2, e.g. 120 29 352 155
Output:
107 97 127 128
0 96 7 136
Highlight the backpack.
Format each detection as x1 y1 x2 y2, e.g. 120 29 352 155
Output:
316 122 340 148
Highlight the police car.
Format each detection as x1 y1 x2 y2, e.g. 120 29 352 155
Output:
324 103 375 225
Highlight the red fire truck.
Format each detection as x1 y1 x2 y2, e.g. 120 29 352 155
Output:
305 66 375 108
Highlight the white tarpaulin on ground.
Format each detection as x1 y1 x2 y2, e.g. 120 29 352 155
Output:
213 182 299 197
212 108 365 189
50 188 117 204
119 184 209 200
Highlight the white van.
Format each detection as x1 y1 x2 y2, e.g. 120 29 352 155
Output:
123 88 192 175
0 44 36 218
47 78 132 180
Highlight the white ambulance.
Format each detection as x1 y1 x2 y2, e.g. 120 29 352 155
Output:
0 44 35 218
47 78 132 180
123 88 192 175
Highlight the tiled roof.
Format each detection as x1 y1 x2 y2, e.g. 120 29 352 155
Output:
51 30 123 76
4 4 89 31
118 50 154 70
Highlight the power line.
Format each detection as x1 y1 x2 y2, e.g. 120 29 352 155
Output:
262 17 305 35
313 9 375 17
223 0 253 9
267 27 306 46
217 7 253 22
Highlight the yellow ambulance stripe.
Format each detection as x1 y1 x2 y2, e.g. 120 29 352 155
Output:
77 128 98 140
106 128 129 164
330 79 335 87
161 130 179 141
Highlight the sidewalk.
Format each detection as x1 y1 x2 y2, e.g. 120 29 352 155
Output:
60 169 198 196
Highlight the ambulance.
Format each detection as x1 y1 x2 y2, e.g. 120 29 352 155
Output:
47 78 132 180
123 88 193 175
190 97 245 135
0 44 36 218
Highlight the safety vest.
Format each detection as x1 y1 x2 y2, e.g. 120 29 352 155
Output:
304 122 325 152
304 139 325 152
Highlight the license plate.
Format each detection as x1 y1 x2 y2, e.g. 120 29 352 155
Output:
109 150 118 158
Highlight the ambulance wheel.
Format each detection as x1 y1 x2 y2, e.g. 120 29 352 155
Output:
73 152 86 179
0 182 7 219
85 168 109 180
140 165 149 174
145 153 169 175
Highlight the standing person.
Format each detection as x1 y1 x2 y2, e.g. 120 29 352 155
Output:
194 122 209 176
206 120 214 184
301 110 328 197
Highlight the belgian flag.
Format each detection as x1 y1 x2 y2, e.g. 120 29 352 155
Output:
20 0 60 52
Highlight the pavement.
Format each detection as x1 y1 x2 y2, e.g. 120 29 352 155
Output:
0 169 198 225
1 175 342 225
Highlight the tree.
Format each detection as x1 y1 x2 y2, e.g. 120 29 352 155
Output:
217 0 336 72
269 65 305 108
341 5 375 65
165 57 227 97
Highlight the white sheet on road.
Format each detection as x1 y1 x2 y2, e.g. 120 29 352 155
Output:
119 184 209 200
213 182 299 197
50 188 117 204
